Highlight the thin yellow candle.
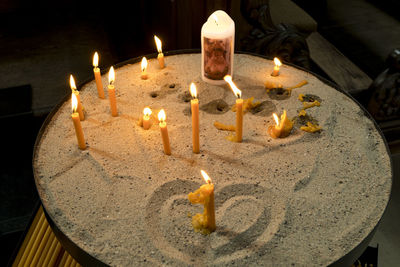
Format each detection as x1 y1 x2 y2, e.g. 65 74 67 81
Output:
30 226 52 266
36 233 55 267
188 170 216 234
65 254 73 267
70 75 84 121
108 66 118 117
58 251 68 267
158 109 171 155
48 242 62 267
141 57 148 80
268 110 293 138
190 83 200 153
93 52 105 98
72 94 86 150
143 107 152 130
271 57 282 77
224 75 243 142
154 35 165 69
42 233 58 266
24 218 49 265
14 207 43 267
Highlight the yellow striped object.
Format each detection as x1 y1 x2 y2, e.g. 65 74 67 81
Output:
12 206 81 267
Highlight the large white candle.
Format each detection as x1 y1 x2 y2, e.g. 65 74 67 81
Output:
201 10 235 85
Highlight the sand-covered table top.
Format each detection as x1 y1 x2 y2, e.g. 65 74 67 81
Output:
33 53 392 266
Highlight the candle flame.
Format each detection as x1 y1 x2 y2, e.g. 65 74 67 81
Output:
224 75 242 98
71 93 78 113
69 75 77 91
158 109 166 122
93 52 99 68
108 66 115 85
189 83 197 98
143 107 152 117
273 113 280 126
274 57 282 67
211 13 219 26
201 170 212 184
154 35 162 53
141 57 148 72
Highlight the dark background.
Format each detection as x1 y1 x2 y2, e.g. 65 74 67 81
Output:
1 0 399 265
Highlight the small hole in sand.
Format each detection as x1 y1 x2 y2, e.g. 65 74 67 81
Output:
201 99 229 114
150 92 158 98
169 84 176 88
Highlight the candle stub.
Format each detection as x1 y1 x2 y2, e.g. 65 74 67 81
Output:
201 10 235 85
271 57 282 77
141 57 148 80
143 107 152 130
188 170 216 235
268 110 293 138
154 35 165 69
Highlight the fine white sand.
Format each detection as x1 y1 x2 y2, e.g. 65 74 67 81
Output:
34 53 392 266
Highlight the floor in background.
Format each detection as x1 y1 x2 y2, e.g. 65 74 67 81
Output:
317 0 400 79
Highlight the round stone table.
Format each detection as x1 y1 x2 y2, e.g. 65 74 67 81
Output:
33 51 392 266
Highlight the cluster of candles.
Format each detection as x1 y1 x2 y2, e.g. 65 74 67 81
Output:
68 30 290 234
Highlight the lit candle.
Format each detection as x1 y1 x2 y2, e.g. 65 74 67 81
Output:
143 107 152 130
268 110 293 138
271 57 282 77
108 66 118 117
190 83 200 153
141 57 148 80
71 94 86 150
154 35 165 69
158 109 171 155
201 10 235 84
224 75 243 142
69 75 84 121
92 52 105 98
188 170 216 234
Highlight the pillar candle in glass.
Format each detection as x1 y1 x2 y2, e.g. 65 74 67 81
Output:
201 10 235 85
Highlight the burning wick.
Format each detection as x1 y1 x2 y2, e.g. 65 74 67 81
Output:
271 57 282 77
190 83 200 153
92 52 105 98
158 109 171 155
188 170 216 234
108 66 118 117
154 35 165 69
141 57 148 80
224 75 243 142
143 107 152 130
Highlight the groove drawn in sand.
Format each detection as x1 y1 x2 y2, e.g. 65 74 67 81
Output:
145 180 286 265
293 157 321 192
